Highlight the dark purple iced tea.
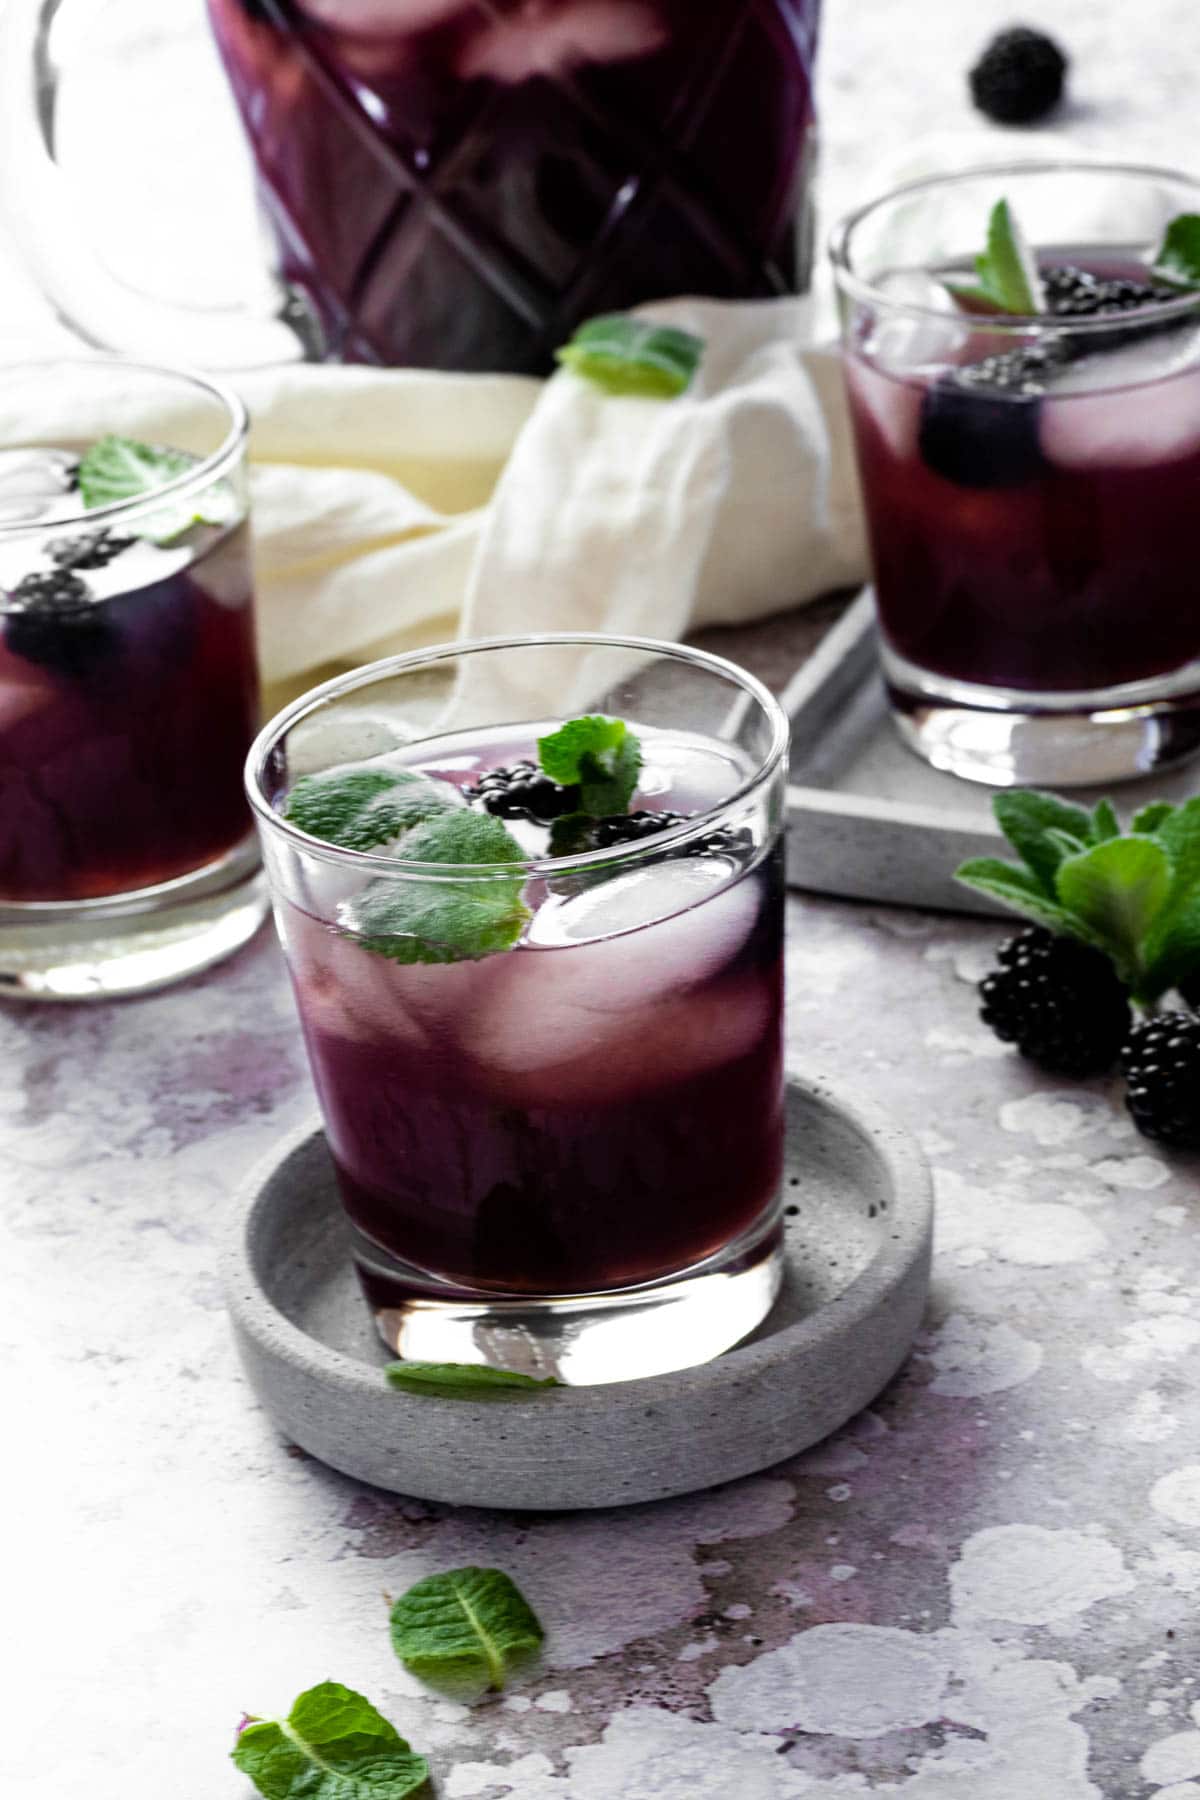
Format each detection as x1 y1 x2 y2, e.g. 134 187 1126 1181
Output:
0 451 259 902
208 0 819 371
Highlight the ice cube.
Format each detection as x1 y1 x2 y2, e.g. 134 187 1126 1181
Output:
844 357 922 462
456 0 667 82
297 0 468 33
0 449 77 525
285 714 410 778
1040 338 1200 470
865 271 969 371
469 861 760 1096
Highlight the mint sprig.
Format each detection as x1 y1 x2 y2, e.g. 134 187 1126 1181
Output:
231 1681 428 1799
945 198 1045 314
555 314 704 398
285 766 460 852
1151 214 1200 290
538 714 642 816
77 434 235 544
349 809 531 964
956 790 1200 1002
390 1568 544 1695
386 1361 561 1396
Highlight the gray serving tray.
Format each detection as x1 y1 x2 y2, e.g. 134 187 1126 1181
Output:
784 592 1200 916
223 1073 931 1511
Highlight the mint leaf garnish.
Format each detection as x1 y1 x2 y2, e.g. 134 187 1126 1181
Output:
538 715 642 816
77 435 235 544
390 1568 544 1695
945 198 1045 314
385 1361 561 1396
285 767 460 853
1152 214 1200 290
956 788 1200 1002
231 1681 428 1799
350 809 530 964
555 314 704 398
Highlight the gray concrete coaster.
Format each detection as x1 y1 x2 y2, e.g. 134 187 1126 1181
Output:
223 1072 932 1511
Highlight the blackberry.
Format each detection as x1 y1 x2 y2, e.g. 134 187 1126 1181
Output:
918 342 1066 488
592 810 752 859
1120 1014 1200 1149
1042 265 1168 319
465 760 580 823
978 927 1131 1076
44 528 133 572
3 569 115 675
969 27 1067 125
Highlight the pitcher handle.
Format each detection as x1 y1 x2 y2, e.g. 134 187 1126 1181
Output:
0 0 315 368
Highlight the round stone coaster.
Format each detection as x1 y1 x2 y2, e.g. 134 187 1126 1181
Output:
223 1072 931 1511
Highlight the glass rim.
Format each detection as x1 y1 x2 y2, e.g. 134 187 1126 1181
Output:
828 157 1200 335
0 356 249 541
245 632 790 881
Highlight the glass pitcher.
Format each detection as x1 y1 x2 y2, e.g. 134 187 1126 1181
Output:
2 0 822 373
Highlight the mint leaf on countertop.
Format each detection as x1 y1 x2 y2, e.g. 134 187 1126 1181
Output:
555 314 704 398
538 714 642 817
390 1568 544 1695
77 434 235 544
285 766 460 853
956 787 1200 1002
386 1361 561 1396
1152 214 1200 290
347 809 530 964
231 1681 428 1798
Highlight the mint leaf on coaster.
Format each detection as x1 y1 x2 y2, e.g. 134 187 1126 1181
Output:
953 857 1094 941
538 714 642 817
349 809 530 964
231 1681 428 1799
945 198 1045 314
385 1361 561 1396
285 767 460 853
390 1568 544 1695
1152 214 1200 290
555 314 704 398
77 435 235 544
990 788 1094 895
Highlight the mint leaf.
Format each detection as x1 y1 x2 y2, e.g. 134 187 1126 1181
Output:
555 315 704 398
231 1681 428 1799
349 809 530 964
1152 214 1200 290
954 857 1098 940
1140 797 1200 997
385 1362 560 1396
390 1568 544 1695
1044 827 1089 861
538 715 642 816
1055 836 1172 982
970 199 1046 314
992 789 1094 896
285 767 460 852
77 434 234 543
1090 799 1120 843
1133 801 1177 835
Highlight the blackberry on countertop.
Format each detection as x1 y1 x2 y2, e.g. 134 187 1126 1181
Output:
45 527 133 571
969 26 1068 125
466 760 580 824
979 926 1132 1076
3 569 115 675
1121 1014 1200 1149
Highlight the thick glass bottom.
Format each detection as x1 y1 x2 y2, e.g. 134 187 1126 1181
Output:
883 643 1200 788
0 838 268 1000
354 1205 784 1386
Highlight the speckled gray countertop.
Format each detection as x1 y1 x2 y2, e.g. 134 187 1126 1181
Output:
6 1 1200 1796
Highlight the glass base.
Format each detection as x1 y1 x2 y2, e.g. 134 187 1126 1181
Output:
883 645 1200 788
0 839 268 1000
354 1208 784 1387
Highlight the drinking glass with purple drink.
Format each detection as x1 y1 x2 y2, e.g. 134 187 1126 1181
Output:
0 361 265 998
247 635 788 1383
832 162 1200 788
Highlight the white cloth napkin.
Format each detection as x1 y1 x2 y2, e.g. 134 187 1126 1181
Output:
238 295 867 711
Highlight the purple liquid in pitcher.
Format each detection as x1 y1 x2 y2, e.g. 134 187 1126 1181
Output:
275 725 785 1296
845 252 1200 695
0 453 259 903
208 0 819 371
